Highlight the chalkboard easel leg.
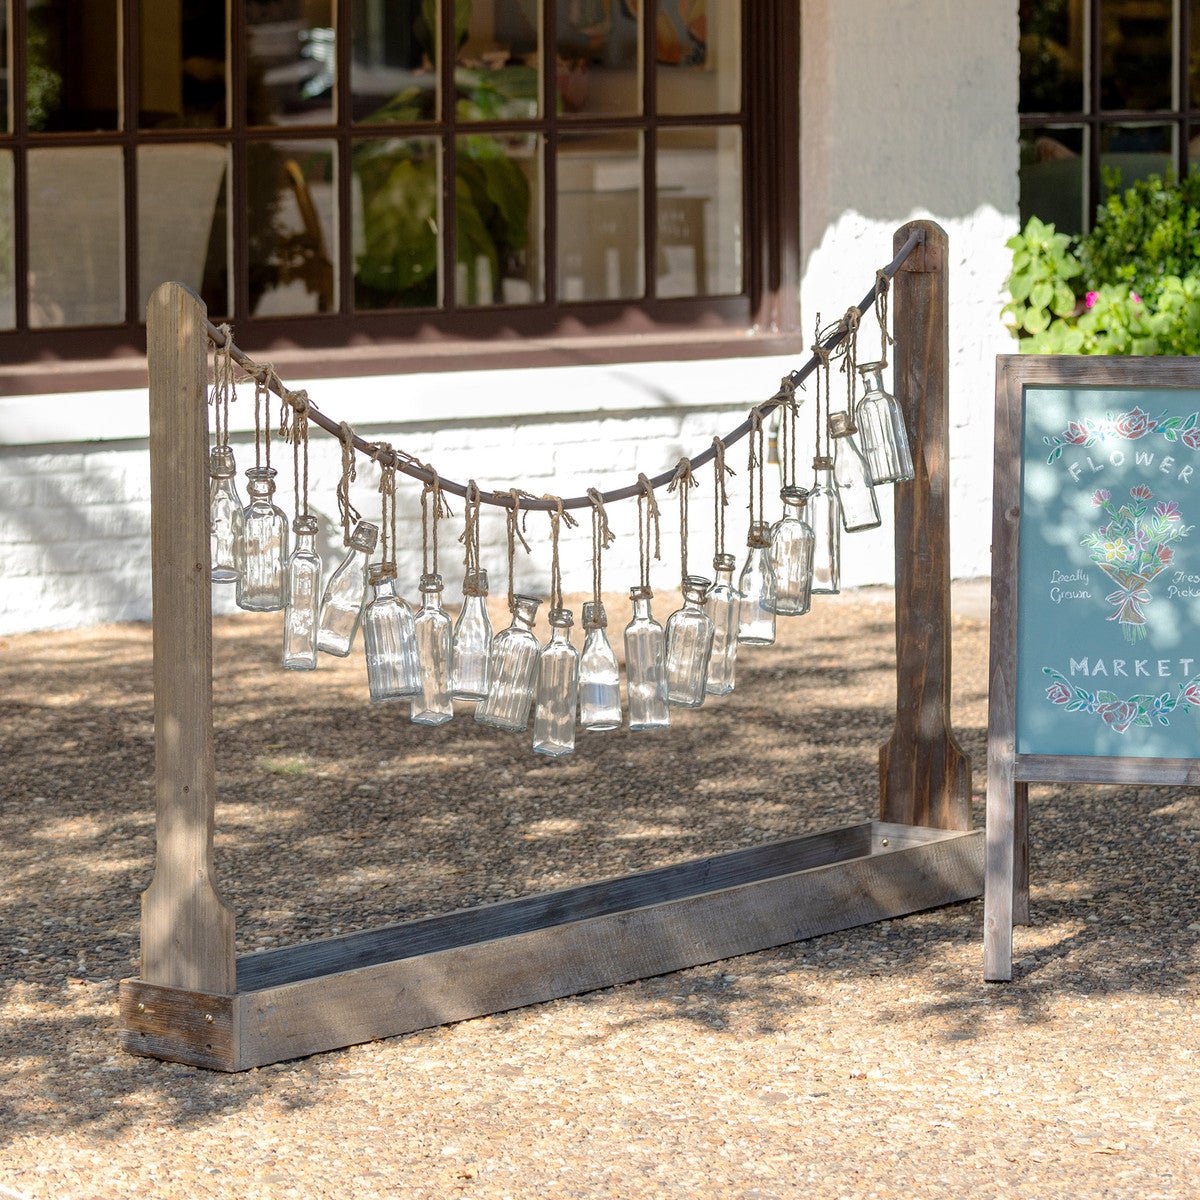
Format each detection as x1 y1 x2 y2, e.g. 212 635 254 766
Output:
1013 781 1030 926
983 764 1016 981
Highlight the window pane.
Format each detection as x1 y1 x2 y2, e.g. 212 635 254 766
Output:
26 0 120 131
1019 126 1085 236
1100 0 1172 111
456 0 539 122
656 126 740 297
1191 1 1200 108
139 0 228 128
1 4 9 132
1019 0 1085 113
246 1 336 126
352 0 437 123
248 141 337 316
456 133 541 306
138 144 230 317
656 0 739 115
1100 123 1174 197
28 146 123 327
0 151 13 328
556 0 640 116
557 131 642 301
353 137 441 309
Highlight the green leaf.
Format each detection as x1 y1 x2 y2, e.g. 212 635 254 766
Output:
1030 280 1054 310
1009 271 1034 302
1023 306 1051 334
1052 282 1077 316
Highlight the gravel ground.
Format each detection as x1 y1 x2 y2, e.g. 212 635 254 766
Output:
1 586 1197 1199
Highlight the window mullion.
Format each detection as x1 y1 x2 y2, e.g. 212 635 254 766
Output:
440 0 457 310
543 0 557 307
336 0 353 316
642 0 655 302
230 0 249 323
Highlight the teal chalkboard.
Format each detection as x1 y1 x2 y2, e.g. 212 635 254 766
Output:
1017 383 1200 758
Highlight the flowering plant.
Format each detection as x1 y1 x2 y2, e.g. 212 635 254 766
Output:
1043 405 1200 463
1043 667 1200 734
1080 486 1189 642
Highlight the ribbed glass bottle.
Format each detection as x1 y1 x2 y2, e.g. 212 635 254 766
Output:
768 486 815 616
476 594 542 732
829 410 882 532
316 519 378 657
810 459 841 595
705 553 740 696
533 608 580 757
209 445 244 584
855 360 915 485
452 569 493 701
579 601 622 731
412 573 454 726
666 576 715 708
362 567 420 702
737 521 777 645
282 515 322 670
624 586 670 731
237 466 289 612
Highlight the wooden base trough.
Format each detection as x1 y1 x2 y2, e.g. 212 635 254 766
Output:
121 821 982 1072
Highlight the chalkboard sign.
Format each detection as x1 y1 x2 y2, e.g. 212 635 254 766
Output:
984 356 1200 981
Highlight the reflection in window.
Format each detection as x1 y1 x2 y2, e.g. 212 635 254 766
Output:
456 0 539 121
556 0 640 116
1020 126 1085 235
0 153 14 329
656 0 739 115
26 0 120 131
247 1 336 126
140 0 228 128
1100 0 1172 111
1 5 9 132
1100 123 1174 195
351 0 438 122
28 147 124 327
1018 0 1085 114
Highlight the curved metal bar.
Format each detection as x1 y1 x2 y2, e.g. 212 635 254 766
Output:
206 229 923 512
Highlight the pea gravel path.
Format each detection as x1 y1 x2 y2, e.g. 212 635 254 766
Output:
1 587 1197 1199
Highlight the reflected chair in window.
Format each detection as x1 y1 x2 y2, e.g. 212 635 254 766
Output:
277 158 336 313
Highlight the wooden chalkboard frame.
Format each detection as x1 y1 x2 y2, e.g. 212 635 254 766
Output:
984 355 1200 981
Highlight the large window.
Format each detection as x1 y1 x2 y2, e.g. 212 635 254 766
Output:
1020 0 1200 235
0 1 799 368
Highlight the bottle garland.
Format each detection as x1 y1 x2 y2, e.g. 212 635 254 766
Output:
504 488 534 613
710 436 734 560
209 325 235 451
374 442 398 577
420 468 453 578
666 457 698 588
586 487 615 616
635 472 662 594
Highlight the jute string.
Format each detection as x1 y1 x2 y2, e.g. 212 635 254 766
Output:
336 421 361 546
372 442 397 576
281 386 310 518
747 408 766 534
667 457 698 585
775 377 799 489
505 488 534 612
542 496 578 612
813 315 834 464
711 437 735 558
875 269 894 365
459 480 483 579
253 368 273 471
636 473 662 593
209 325 235 449
586 487 615 613
840 306 861 418
420 468 453 576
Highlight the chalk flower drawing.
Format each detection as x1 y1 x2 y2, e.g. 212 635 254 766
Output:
1042 668 1200 734
1081 486 1190 642
1043 405 1200 463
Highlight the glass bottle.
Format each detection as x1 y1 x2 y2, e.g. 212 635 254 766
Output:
362 566 420 702
412 572 454 726
810 458 841 595
237 466 289 612
476 594 542 732
829 410 882 532
209 445 244 584
624 586 670 731
855 360 915 485
705 553 740 697
666 576 715 709
737 522 777 646
452 569 493 701
282 515 322 670
578 601 622 731
768 486 815 616
316 519 379 657
533 608 580 757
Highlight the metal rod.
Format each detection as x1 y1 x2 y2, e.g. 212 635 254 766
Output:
206 229 924 513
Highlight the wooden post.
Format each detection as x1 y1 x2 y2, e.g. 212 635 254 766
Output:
139 282 236 995
879 221 972 831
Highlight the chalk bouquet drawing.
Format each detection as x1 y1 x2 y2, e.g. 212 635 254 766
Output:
1043 404 1200 464
1041 667 1200 735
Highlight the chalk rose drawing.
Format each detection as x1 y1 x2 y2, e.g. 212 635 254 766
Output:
1081 486 1190 642
1043 405 1200 464
1043 668 1200 734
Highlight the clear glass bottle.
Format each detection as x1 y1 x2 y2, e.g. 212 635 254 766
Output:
856 360 915 485
209 445 244 584
452 569 493 701
737 522 777 646
810 458 841 595
282 515 322 670
362 566 420 702
829 410 883 532
316 519 379 657
533 608 580 757
768 486 815 616
666 576 715 708
579 601 622 731
412 572 454 726
476 594 542 732
237 465 289 612
705 553 740 696
624 586 670 731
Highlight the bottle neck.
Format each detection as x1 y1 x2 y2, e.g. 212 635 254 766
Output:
714 565 734 585
421 590 443 612
632 598 652 620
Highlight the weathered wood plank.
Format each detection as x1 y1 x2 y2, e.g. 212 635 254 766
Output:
1015 753 1200 785
140 282 236 995
119 980 238 1071
880 220 972 831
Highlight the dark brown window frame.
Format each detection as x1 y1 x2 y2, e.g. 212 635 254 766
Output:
0 0 800 390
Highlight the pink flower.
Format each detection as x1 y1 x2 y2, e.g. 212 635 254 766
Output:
1091 488 1111 506
1113 407 1154 440
1085 291 1099 309
1045 681 1072 705
1183 682 1200 707
1155 500 1182 521
1098 700 1139 734
1130 484 1153 500
1158 546 1175 565
1183 428 1200 449
1063 420 1090 444
1131 292 1142 304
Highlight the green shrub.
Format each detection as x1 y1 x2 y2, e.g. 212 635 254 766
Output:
1001 216 1081 343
